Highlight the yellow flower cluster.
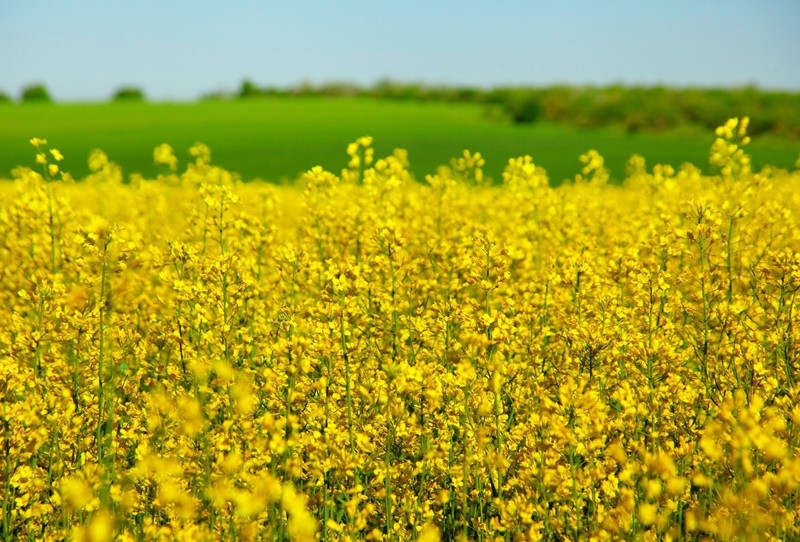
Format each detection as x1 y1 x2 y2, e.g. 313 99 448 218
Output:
1 121 799 541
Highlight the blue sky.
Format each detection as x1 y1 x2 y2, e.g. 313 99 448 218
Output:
1 0 798 101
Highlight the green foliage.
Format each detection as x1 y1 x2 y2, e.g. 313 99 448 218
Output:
238 79 287 98
112 86 146 102
488 85 800 137
0 91 11 104
200 90 230 101
505 91 543 124
373 79 426 101
230 80 800 138
21 83 52 103
239 79 261 98
316 81 361 97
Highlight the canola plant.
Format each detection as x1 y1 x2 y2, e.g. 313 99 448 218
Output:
1 120 799 541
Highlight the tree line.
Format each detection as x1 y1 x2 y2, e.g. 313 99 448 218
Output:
3 80 799 138
232 79 800 138
0 84 145 104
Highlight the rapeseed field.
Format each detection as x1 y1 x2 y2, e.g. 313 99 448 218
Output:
1 119 799 541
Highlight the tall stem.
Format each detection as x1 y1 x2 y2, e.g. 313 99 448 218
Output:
47 183 57 274
96 239 109 464
340 293 355 455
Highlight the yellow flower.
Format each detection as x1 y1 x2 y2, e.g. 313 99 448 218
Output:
86 510 114 542
666 477 686 497
88 149 109 171
644 478 662 500
153 142 177 171
699 436 723 460
418 523 440 542
189 141 211 164
638 503 658 526
61 476 93 510
2 126 800 540
763 439 788 462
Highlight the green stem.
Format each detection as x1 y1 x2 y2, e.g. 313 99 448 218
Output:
384 390 394 539
2 417 11 540
492 385 503 499
340 293 355 455
462 385 471 540
96 240 109 464
390 254 398 365
47 183 57 274
726 216 735 303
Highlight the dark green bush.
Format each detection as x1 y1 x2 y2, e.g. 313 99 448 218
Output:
504 91 542 124
112 86 146 101
239 79 262 98
21 83 52 102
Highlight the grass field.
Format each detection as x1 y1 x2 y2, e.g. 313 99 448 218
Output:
1 98 798 184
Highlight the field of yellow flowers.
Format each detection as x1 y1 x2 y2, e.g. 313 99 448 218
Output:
1 119 799 541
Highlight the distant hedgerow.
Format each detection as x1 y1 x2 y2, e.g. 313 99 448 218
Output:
21 83 52 102
112 86 146 102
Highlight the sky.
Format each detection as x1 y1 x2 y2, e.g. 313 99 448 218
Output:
1 0 799 102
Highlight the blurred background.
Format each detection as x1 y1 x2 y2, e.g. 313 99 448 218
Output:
1 0 798 183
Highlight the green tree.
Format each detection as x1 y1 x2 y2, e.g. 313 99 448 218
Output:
504 90 542 124
112 86 146 102
239 79 262 98
21 83 52 102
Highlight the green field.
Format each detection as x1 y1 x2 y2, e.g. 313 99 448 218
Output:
1 98 797 184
